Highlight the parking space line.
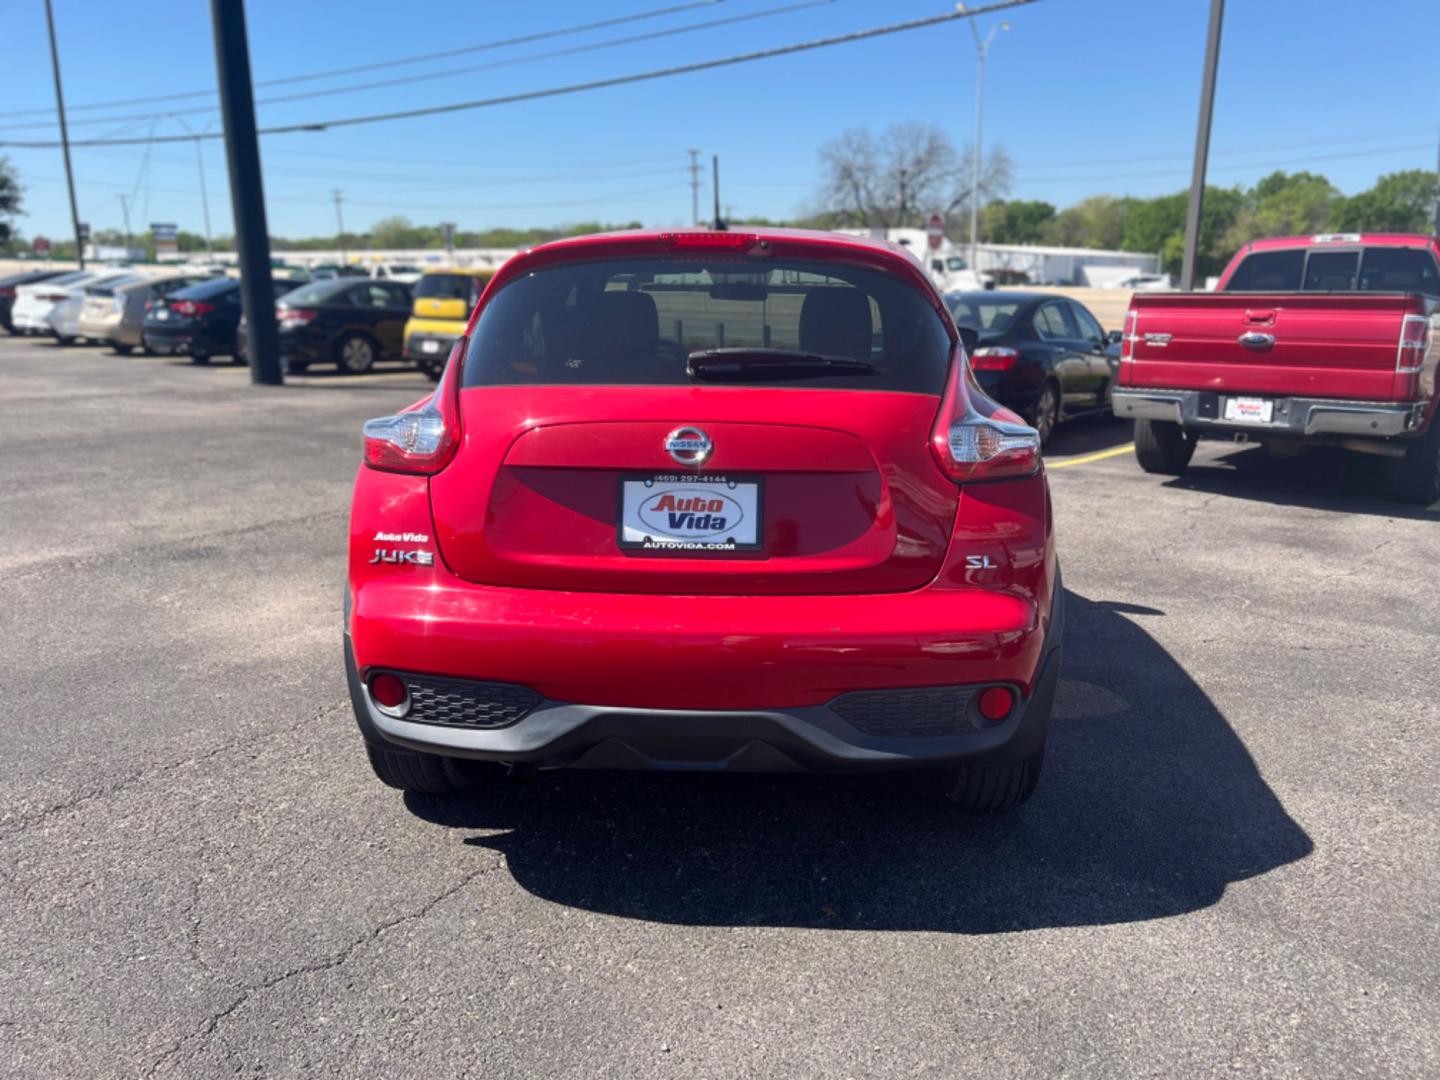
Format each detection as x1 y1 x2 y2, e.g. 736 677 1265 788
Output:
1047 444 1135 469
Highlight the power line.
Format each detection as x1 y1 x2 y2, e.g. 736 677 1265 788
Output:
0 0 832 132
0 0 724 119
0 1 1040 150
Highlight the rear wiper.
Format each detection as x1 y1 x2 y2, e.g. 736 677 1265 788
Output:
686 348 879 381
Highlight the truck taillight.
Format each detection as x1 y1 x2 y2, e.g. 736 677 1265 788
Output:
930 348 1040 483
362 341 463 474
971 346 1019 371
1397 314 1430 374
1120 309 1138 362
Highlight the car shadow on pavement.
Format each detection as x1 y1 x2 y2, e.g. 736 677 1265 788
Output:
404 589 1312 933
1043 414 1132 460
1166 443 1440 520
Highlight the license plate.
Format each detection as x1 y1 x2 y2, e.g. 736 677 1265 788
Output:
421 340 441 354
1224 396 1273 423
155 309 170 321
619 474 761 553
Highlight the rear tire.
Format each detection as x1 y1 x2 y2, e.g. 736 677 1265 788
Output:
55 335 75 347
1385 421 1440 505
364 742 476 795
189 353 211 365
945 744 1044 812
112 343 134 356
1029 381 1060 446
1134 418 1196 475
337 332 378 374
418 357 444 382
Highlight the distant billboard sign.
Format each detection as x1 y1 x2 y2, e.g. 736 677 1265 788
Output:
32 235 51 255
152 223 179 255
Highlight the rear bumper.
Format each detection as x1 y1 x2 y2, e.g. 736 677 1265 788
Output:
10 309 54 332
403 331 459 366
345 585 1062 773
1112 388 1427 439
143 325 231 356
79 313 125 343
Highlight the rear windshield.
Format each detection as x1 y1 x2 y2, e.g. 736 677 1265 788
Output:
1225 245 1440 295
462 256 952 393
281 280 349 306
416 273 487 306
949 297 1020 333
175 278 240 300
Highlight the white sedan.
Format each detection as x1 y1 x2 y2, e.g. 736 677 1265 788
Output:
48 272 145 343
9 270 105 335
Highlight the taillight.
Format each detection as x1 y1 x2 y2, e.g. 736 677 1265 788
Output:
362 341 463 474
0 286 14 298
38 292 70 302
1120 309 1138 362
970 346 1019 371
930 347 1041 483
278 307 317 323
144 300 154 313
170 300 215 317
1397 314 1430 374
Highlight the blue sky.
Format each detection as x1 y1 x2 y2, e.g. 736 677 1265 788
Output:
2 0 1436 241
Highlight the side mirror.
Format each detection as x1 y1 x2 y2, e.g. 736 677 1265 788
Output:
1106 329 1123 345
957 326 980 355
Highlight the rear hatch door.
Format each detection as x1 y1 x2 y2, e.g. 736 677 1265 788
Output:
428 246 959 596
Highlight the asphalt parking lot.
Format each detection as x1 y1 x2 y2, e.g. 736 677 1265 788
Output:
2 336 1437 1078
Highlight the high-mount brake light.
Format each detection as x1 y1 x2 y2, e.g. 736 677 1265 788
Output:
1397 314 1430 374
362 340 463 475
1120 309 1138 362
659 232 761 250
971 346 1019 371
930 347 1041 483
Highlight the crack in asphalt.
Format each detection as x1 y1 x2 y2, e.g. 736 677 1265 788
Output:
143 857 506 1077
0 704 347 835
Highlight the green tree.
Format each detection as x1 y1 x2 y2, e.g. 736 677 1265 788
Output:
1223 171 1337 251
1329 170 1438 232
0 156 22 251
980 199 1055 243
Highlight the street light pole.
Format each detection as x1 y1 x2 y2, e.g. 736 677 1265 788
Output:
171 115 215 256
960 4 1008 277
1181 0 1225 291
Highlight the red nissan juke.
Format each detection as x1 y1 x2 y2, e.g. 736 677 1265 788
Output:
345 228 1062 810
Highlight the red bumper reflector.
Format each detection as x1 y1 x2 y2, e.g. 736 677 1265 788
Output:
369 673 408 709
977 686 1015 724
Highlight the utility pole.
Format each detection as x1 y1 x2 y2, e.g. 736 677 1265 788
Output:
1433 130 1440 236
43 0 84 269
1181 0 1225 292
172 116 215 256
959 4 1009 278
333 190 347 264
712 155 723 230
687 149 702 227
119 194 132 250
210 0 281 385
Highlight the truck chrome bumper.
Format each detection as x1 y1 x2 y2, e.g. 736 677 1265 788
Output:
1112 389 1426 439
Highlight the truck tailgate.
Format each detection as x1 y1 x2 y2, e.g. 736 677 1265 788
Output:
1122 292 1416 401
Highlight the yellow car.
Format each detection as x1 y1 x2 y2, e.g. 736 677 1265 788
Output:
403 267 495 380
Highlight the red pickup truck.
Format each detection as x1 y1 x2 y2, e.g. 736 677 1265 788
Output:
1111 233 1440 503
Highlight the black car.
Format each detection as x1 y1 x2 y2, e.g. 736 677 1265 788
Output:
946 290 1121 444
0 270 69 334
144 276 302 363
274 278 412 374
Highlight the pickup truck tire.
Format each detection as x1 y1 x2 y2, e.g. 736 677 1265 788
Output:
945 744 1044 811
1134 419 1196 475
1385 422 1440 505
